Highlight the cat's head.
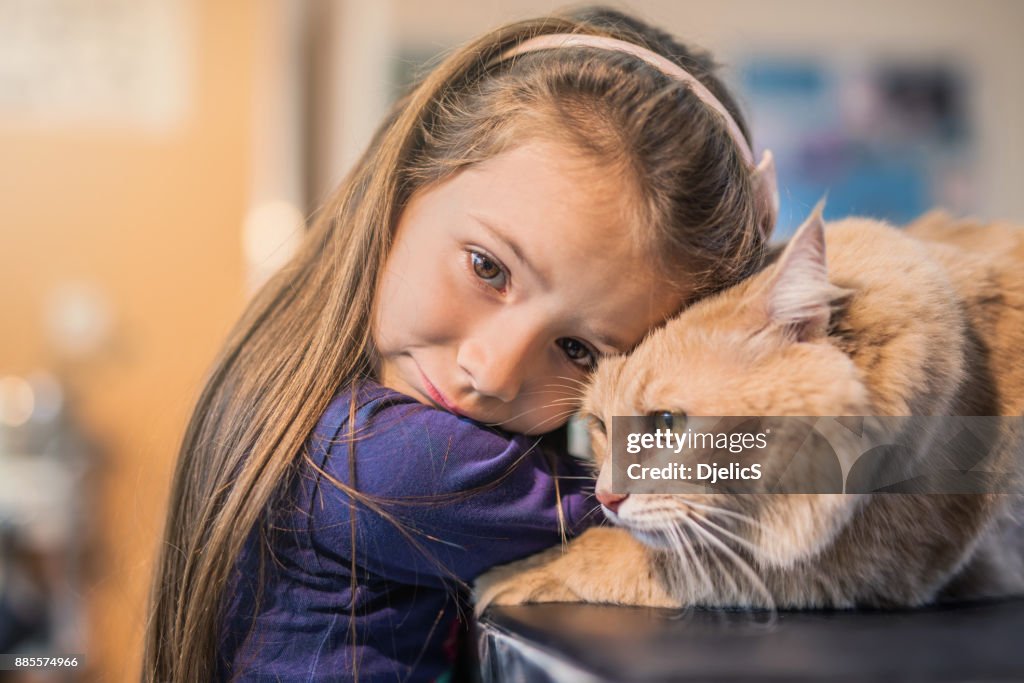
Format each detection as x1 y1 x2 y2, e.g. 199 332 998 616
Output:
581 206 871 568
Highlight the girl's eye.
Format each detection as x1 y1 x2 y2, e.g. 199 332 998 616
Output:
557 338 596 369
470 251 507 290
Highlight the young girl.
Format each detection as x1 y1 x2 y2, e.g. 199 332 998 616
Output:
142 7 777 682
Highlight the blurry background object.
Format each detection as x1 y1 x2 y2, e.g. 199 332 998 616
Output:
740 56 975 237
1 0 1022 680
43 284 114 362
1 371 97 682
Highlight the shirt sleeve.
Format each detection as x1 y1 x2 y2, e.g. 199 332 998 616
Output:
302 388 598 588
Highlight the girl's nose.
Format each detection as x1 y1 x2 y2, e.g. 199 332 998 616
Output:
457 326 537 403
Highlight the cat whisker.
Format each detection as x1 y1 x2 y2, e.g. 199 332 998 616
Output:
546 396 583 405
545 399 585 408
696 514 766 561
539 389 583 401
551 374 592 390
501 389 577 405
631 504 688 518
532 383 586 400
669 524 714 601
685 517 776 619
577 505 606 525
688 519 743 602
479 404 579 430
684 518 754 602
660 527 699 622
526 409 587 433
541 389 581 398
679 500 777 541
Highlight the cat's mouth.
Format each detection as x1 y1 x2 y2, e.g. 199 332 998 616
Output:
605 509 679 551
621 525 676 551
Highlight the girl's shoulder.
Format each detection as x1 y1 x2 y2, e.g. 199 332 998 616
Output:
313 379 414 437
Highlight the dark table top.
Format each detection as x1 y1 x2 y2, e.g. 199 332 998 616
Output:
477 598 1024 682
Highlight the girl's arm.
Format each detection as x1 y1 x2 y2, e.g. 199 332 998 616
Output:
300 386 598 587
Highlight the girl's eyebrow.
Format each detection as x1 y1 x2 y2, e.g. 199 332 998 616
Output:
468 213 549 288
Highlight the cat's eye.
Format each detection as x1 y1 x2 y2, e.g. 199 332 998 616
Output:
650 411 685 431
469 250 507 290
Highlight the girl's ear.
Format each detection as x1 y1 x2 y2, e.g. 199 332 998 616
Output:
760 201 836 341
752 150 779 244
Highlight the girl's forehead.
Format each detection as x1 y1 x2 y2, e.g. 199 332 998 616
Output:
438 140 644 254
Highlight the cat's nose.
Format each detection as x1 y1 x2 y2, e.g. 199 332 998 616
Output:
596 490 629 514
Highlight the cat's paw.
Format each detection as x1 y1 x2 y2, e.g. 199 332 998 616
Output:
474 548 576 616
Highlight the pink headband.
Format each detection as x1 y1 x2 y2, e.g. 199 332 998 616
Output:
497 33 779 240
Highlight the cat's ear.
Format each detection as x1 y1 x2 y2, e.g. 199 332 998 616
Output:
762 201 833 341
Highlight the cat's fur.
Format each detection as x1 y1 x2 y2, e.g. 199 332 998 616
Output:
475 207 1024 612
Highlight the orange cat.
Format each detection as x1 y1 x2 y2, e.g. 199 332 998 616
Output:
476 207 1024 612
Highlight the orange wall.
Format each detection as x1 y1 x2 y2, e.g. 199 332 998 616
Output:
0 2 254 679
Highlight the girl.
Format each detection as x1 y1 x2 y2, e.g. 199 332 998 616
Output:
142 7 777 682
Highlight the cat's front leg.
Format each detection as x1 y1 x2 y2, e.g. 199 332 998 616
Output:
474 527 678 615
473 542 573 614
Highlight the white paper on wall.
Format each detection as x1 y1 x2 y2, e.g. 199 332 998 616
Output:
0 0 192 131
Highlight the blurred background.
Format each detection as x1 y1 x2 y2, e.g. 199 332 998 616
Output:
1 0 1022 680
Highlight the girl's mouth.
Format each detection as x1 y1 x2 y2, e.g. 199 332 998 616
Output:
417 366 465 417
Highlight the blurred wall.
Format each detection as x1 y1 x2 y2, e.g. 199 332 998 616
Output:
0 0 254 678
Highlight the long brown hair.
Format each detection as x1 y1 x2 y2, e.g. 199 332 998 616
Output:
142 7 769 681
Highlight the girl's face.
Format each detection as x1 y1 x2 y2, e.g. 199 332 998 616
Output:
374 141 684 434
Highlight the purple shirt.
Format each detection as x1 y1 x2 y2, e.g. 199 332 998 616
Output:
218 380 597 681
